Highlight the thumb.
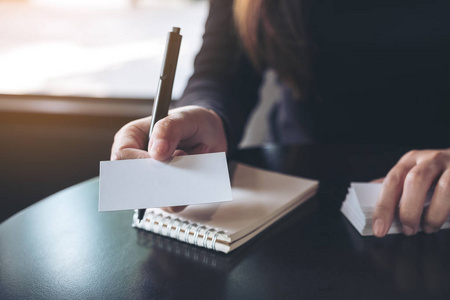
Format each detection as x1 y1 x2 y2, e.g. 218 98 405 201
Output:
148 112 198 161
111 148 151 161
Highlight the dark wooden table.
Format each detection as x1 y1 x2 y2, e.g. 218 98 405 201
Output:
1 145 449 299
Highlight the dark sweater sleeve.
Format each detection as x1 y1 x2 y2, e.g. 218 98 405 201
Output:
176 0 263 152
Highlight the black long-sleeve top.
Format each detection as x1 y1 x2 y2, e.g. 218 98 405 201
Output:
178 0 450 151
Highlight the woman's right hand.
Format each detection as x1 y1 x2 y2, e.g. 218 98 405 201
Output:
111 105 228 164
110 105 228 213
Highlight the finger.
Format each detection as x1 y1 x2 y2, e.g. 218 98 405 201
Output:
423 170 450 233
111 117 151 158
173 149 188 157
372 159 416 237
167 143 210 157
149 111 201 161
371 178 384 183
399 160 444 235
161 206 187 213
112 148 151 161
187 143 210 155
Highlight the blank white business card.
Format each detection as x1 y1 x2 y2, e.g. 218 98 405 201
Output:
99 152 232 212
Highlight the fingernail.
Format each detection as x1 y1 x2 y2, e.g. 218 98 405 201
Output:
423 225 437 234
373 219 386 237
150 139 168 155
402 225 415 236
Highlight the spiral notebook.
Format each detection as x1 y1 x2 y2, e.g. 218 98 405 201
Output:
341 182 450 235
132 163 319 253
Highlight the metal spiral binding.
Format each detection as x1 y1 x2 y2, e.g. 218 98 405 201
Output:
176 220 189 241
166 217 180 238
149 213 162 232
142 213 153 231
184 223 197 243
141 211 225 251
156 214 165 235
212 230 225 251
203 228 215 248
194 225 207 246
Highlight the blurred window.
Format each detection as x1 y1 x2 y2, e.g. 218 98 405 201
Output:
0 0 208 99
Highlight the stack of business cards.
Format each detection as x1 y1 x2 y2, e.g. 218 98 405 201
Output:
341 183 450 236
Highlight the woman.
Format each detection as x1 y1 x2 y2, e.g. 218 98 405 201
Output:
111 0 450 237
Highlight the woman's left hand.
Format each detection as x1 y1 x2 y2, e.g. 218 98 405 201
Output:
372 148 450 237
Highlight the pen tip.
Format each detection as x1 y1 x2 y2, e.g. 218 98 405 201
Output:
172 27 180 34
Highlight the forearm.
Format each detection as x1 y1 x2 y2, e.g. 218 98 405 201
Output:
177 0 262 153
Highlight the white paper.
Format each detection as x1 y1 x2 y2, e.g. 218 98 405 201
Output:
342 182 450 236
351 182 382 210
99 152 232 211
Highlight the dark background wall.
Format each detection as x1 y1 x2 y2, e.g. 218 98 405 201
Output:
0 105 142 223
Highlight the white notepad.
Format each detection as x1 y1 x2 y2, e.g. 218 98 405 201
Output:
132 163 319 253
341 182 450 236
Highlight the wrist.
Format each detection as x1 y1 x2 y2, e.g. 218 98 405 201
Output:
205 107 228 153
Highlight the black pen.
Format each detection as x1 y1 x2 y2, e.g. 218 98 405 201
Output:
137 27 182 223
